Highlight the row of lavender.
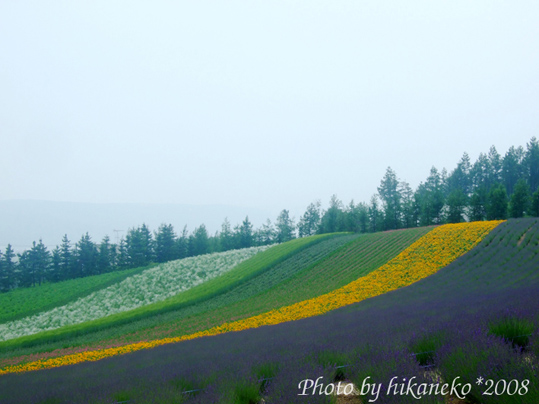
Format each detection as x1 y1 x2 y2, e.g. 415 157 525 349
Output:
1 219 538 403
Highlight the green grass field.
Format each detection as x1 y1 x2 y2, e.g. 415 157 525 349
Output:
0 227 430 362
0 233 345 354
0 265 153 324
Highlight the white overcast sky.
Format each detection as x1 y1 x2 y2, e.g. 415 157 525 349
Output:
1 1 538 213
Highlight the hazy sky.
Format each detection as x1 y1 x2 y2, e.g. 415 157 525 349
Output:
2 1 538 213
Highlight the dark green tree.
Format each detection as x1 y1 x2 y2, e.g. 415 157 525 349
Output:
530 187 539 217
469 187 487 221
0 250 4 292
298 201 321 237
1 245 16 291
524 137 539 192
357 202 369 233
416 167 445 226
189 224 210 256
116 238 129 269
377 167 402 230
219 218 236 251
98 235 115 272
238 216 253 248
17 250 32 288
446 152 472 196
175 226 189 259
319 195 345 234
486 184 508 220
254 219 275 246
50 247 62 283
368 195 381 233
344 200 362 233
155 223 177 263
140 223 155 262
59 235 72 280
488 146 503 186
509 179 530 218
275 209 295 243
446 189 467 223
471 153 492 191
399 181 415 228
73 233 99 277
17 240 51 287
502 146 525 195
208 231 221 253
126 225 154 267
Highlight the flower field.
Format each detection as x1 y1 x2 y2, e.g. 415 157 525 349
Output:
0 221 502 378
0 233 342 355
0 246 268 342
114 229 430 344
0 227 428 367
2 219 537 404
0 265 152 324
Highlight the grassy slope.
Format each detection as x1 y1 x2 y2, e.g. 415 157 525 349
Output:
0 233 344 354
2 220 537 404
123 226 432 343
336 218 539 317
0 227 430 364
0 265 154 324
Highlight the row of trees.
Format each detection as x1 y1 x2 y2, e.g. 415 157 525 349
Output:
1 137 538 292
0 211 297 292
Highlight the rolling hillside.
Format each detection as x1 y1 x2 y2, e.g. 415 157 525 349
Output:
1 219 537 404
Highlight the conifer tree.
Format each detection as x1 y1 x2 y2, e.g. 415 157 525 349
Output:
486 184 508 220
530 187 539 217
298 201 321 237
155 224 177 263
98 235 115 272
2 245 16 291
116 238 129 269
59 235 72 280
502 146 525 195
275 209 296 242
50 247 62 283
368 195 381 232
319 195 345 233
219 218 235 251
189 225 210 256
255 219 275 245
377 167 402 230
73 233 99 277
509 179 530 218
524 137 539 192
446 189 467 223
176 226 189 259
469 187 487 221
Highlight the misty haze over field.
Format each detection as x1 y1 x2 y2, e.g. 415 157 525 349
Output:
1 1 538 252
0 200 284 253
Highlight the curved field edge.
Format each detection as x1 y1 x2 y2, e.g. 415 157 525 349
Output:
0 233 344 352
0 227 428 364
2 220 536 404
337 217 539 317
0 265 156 325
123 226 430 343
0 221 503 375
0 246 269 342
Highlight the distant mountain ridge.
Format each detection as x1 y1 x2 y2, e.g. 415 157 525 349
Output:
0 200 277 253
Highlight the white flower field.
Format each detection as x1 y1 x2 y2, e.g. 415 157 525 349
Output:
0 246 268 342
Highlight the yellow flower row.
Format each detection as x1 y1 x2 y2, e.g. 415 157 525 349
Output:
0 221 503 375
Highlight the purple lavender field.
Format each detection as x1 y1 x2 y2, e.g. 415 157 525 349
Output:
1 218 538 404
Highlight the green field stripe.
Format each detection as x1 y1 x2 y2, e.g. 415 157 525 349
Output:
0 265 154 325
114 227 432 343
0 234 341 352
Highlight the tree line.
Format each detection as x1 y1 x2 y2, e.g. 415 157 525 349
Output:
1 137 538 292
